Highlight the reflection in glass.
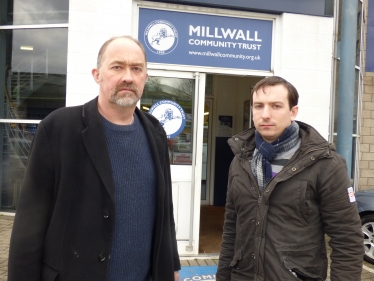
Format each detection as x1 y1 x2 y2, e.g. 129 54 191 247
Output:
1 28 67 120
141 76 194 165
201 102 210 200
0 28 67 212
0 123 38 211
0 0 69 25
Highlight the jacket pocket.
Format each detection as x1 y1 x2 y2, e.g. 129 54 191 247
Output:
42 262 60 281
283 257 323 281
299 181 311 224
229 246 243 269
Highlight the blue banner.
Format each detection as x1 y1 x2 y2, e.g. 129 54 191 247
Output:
138 8 273 71
367 0 374 72
180 266 217 280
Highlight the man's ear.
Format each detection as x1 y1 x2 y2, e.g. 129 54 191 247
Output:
290 105 299 121
92 68 100 84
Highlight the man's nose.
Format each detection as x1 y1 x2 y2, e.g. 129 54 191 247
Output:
120 69 134 83
261 105 271 119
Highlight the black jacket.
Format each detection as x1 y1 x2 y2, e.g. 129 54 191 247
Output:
217 122 364 281
8 97 180 281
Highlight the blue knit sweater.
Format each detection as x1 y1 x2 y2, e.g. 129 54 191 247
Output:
102 113 157 281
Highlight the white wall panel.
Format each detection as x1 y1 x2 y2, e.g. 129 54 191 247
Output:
282 32 334 53
297 88 331 108
67 0 134 106
280 14 334 35
281 51 332 71
274 13 333 140
69 0 132 14
67 52 95 74
297 107 330 127
65 94 98 107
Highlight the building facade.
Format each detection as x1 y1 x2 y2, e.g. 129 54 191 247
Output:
1 0 366 256
360 0 374 189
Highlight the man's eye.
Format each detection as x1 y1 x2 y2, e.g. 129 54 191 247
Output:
133 67 141 72
112 66 121 70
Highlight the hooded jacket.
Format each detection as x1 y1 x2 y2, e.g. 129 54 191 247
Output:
216 121 364 281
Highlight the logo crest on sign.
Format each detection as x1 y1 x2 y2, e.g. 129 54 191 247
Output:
144 20 178 55
149 100 186 138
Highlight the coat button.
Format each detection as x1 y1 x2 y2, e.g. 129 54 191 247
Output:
311 156 315 161
98 253 106 261
251 219 255 223
252 254 255 259
256 221 260 226
103 210 110 218
291 167 296 171
235 138 238 141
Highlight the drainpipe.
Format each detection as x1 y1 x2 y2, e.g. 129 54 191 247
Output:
336 0 358 179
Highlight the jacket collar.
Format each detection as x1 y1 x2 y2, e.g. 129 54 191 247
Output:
228 121 334 160
81 97 115 203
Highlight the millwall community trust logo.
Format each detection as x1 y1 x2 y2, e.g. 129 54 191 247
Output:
144 20 178 55
149 100 186 138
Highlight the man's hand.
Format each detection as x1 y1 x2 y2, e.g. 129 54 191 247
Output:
174 271 180 281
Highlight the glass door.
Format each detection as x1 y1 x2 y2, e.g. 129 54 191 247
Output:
141 74 195 166
140 70 205 255
201 99 212 205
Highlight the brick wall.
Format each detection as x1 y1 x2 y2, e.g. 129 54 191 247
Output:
359 1 373 190
360 73 374 189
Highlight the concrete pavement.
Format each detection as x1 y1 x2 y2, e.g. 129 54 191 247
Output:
0 215 13 281
1 214 374 280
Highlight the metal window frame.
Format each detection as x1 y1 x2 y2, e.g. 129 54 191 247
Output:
0 24 68 30
0 23 68 125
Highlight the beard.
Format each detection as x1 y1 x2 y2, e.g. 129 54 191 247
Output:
110 83 141 107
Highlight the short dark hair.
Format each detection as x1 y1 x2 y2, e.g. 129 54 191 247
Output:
96 35 147 69
251 76 299 110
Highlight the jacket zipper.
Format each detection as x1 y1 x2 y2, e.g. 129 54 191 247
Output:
243 144 328 277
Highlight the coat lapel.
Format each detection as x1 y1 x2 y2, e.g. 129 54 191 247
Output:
136 108 167 198
81 98 115 203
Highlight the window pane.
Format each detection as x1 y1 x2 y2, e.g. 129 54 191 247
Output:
141 76 195 165
0 0 69 25
0 122 38 212
0 28 67 120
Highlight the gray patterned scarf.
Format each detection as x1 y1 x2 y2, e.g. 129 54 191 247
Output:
251 121 300 194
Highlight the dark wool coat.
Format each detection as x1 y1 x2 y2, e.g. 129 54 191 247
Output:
8 97 180 281
216 121 364 281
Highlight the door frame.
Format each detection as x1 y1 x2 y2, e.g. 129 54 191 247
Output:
144 69 206 255
201 98 213 205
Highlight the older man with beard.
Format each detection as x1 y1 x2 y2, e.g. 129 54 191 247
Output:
8 36 181 281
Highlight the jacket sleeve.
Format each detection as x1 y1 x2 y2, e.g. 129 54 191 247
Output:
318 153 364 281
216 160 237 281
8 122 55 281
